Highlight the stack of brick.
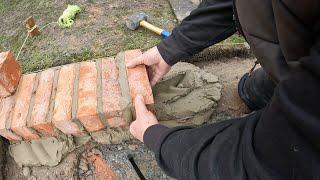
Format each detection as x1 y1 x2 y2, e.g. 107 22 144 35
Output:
0 49 154 141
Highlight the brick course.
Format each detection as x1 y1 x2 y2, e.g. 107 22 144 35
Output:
11 73 40 140
0 97 22 141
77 61 105 132
0 49 154 141
29 69 56 136
100 58 128 127
125 50 154 105
52 64 83 135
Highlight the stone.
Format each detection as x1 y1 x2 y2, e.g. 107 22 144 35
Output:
22 166 31 177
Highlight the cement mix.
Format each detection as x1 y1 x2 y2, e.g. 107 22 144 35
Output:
154 62 222 127
9 136 75 167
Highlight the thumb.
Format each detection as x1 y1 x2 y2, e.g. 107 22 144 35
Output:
126 56 144 68
134 94 148 116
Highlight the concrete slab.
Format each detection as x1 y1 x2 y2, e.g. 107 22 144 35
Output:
168 0 199 22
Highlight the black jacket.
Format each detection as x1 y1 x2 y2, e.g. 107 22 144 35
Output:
144 0 320 179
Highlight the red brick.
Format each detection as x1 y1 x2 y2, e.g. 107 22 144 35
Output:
125 49 154 105
101 58 127 127
29 69 55 136
11 73 40 140
0 51 21 97
52 64 83 135
86 153 116 180
0 97 22 141
77 61 105 132
107 117 127 127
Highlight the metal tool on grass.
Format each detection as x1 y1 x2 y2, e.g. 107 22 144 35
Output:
126 12 171 39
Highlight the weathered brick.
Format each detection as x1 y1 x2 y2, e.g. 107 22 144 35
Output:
0 97 22 141
52 64 83 135
11 73 40 140
86 153 116 180
0 51 21 97
28 69 55 136
125 49 154 105
77 61 105 132
100 58 127 127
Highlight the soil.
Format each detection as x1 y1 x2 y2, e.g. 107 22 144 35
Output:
0 0 177 73
195 57 256 121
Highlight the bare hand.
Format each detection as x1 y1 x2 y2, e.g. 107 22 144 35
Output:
126 47 171 86
129 95 159 142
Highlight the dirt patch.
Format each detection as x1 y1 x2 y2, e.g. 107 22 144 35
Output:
0 0 177 73
195 57 257 120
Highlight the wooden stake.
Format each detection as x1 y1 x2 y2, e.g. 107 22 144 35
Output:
25 16 41 37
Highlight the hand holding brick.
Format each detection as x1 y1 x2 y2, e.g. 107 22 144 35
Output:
125 49 154 105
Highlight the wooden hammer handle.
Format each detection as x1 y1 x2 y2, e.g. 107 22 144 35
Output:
139 20 163 35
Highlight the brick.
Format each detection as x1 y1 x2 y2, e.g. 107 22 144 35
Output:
0 51 21 97
86 153 116 180
0 97 22 141
125 49 154 105
77 61 105 132
28 69 55 136
100 58 127 127
11 73 40 140
52 64 83 135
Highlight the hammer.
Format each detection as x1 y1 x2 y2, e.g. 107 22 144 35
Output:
126 12 171 39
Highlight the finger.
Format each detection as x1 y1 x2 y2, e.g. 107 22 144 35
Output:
126 56 144 68
134 94 148 116
146 66 153 80
129 122 136 135
150 72 162 87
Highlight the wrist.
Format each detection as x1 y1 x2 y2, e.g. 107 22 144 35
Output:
143 124 168 147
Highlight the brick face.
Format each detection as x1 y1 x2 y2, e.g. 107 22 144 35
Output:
125 49 154 105
0 97 22 141
77 61 105 132
0 51 21 97
52 64 83 135
11 73 40 140
100 58 127 127
29 69 55 136
86 153 116 180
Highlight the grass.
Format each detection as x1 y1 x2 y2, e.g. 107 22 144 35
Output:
0 0 177 73
0 0 246 73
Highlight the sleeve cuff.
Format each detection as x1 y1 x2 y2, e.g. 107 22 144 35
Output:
157 35 191 66
143 124 170 152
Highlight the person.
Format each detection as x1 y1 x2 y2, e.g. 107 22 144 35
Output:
127 0 320 179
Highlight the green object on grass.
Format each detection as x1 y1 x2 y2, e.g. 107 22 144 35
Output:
58 5 81 28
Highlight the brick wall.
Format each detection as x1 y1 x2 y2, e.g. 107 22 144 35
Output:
0 49 154 141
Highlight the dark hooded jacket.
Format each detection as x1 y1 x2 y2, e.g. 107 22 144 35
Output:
143 0 320 179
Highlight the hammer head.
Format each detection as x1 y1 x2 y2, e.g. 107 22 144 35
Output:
126 12 148 30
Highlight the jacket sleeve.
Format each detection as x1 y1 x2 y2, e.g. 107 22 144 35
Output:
144 17 320 180
157 0 236 66
143 122 233 178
